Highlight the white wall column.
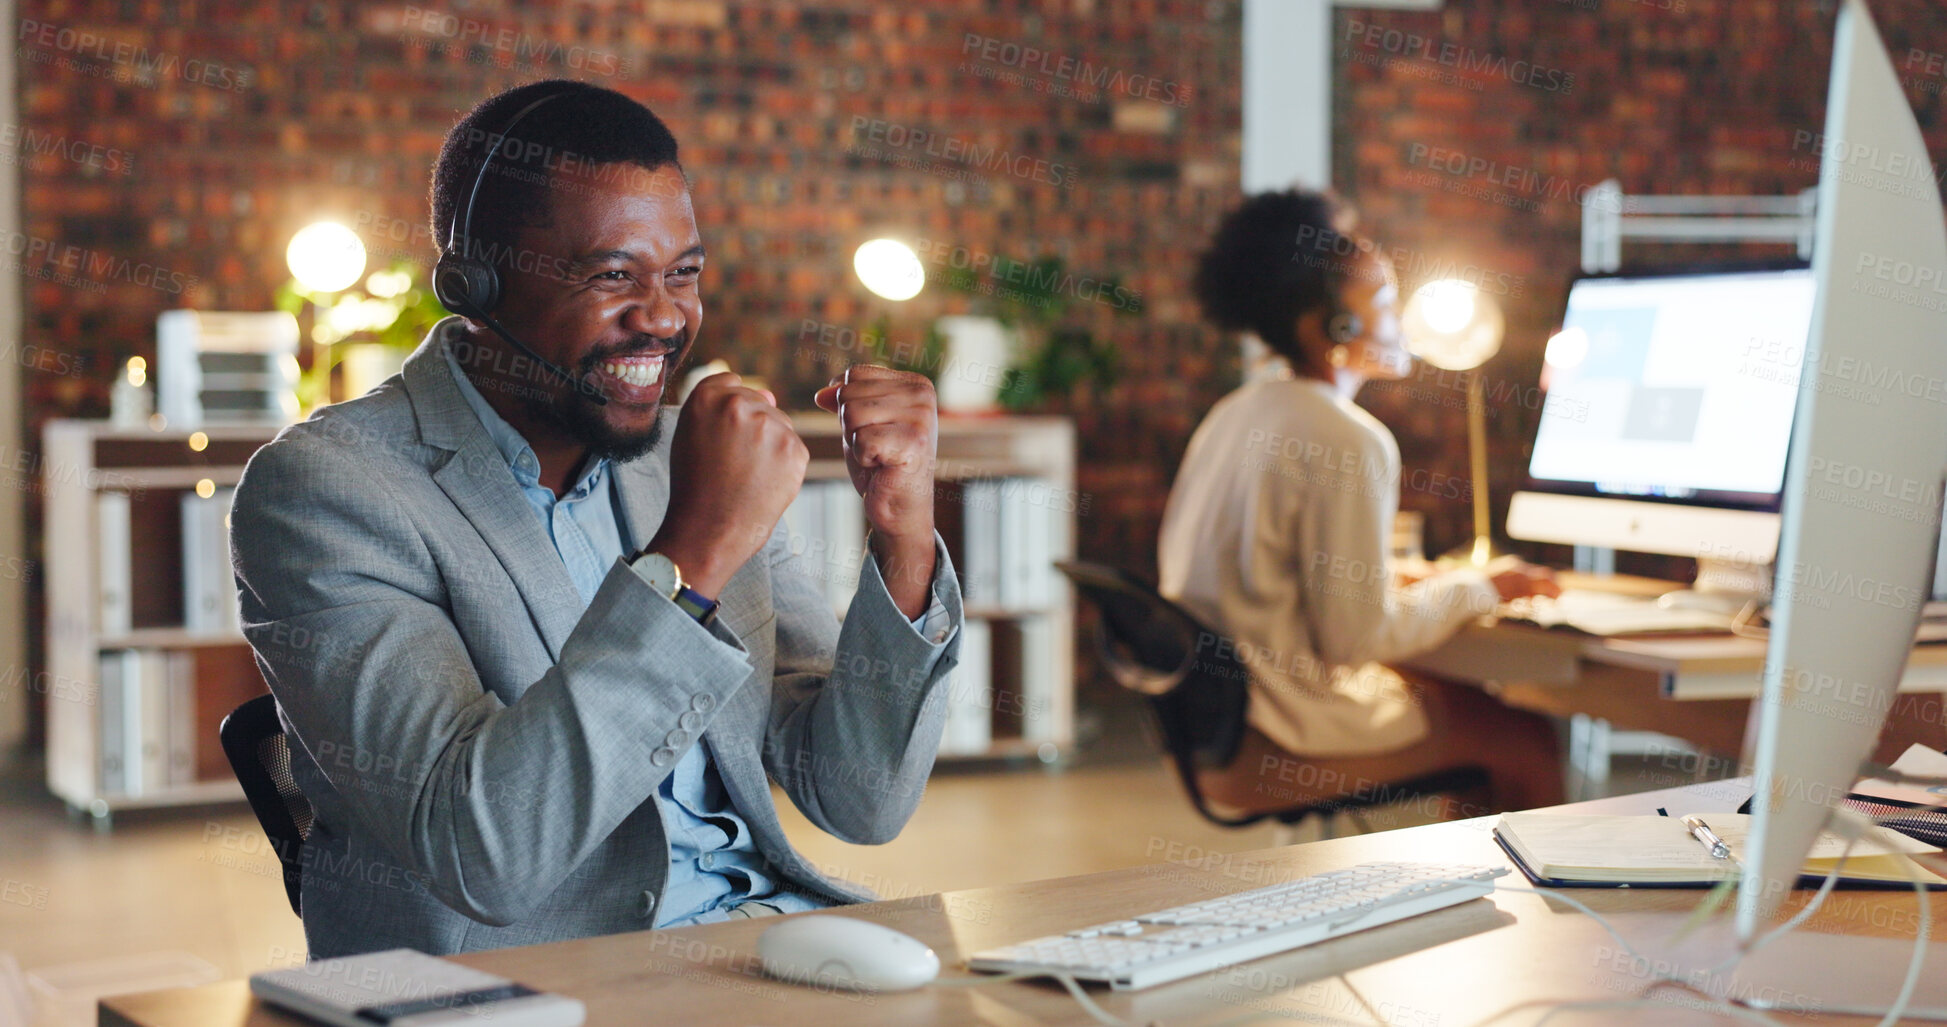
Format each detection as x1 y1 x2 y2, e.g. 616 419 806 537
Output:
1 0 27 762
1243 0 1334 193
1242 0 1443 193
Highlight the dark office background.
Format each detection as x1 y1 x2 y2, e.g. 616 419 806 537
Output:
16 0 1947 743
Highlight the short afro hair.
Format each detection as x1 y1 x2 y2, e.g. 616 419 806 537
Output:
430 79 682 265
1192 189 1363 375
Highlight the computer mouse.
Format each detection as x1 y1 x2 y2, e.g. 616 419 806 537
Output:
756 915 941 992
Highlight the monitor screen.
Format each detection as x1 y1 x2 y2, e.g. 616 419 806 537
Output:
1527 266 1817 510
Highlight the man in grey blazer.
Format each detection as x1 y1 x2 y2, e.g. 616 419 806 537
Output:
231 80 962 958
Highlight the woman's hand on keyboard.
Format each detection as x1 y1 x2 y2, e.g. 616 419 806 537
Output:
1491 562 1562 601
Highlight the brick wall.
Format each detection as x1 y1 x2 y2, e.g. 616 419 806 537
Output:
13 0 1241 739
1337 0 1947 562
15 1 1947 740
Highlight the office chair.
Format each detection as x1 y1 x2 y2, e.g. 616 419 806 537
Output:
1055 561 1488 837
219 693 311 917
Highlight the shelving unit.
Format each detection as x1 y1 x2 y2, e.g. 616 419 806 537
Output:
791 413 1077 764
42 420 280 827
41 413 1079 825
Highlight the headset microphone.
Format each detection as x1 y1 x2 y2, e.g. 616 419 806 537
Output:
435 268 609 407
433 91 609 406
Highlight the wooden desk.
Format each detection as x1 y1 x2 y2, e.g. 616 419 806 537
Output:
1413 619 1947 702
1404 576 1947 761
102 783 1943 1027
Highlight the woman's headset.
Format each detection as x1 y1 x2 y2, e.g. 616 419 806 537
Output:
1326 309 1366 345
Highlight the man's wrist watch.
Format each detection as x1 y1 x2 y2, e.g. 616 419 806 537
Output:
632 552 719 625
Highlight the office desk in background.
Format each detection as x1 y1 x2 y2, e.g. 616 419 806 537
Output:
1405 572 1947 763
100 781 1943 1027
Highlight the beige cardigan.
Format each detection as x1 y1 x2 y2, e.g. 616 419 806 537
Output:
1158 361 1495 758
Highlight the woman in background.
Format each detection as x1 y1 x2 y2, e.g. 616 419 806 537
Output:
1158 189 1564 815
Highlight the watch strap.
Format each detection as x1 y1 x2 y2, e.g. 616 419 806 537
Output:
672 584 719 625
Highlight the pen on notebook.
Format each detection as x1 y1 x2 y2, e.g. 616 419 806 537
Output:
1681 815 1731 860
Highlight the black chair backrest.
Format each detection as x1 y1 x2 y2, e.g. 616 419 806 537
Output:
219 693 311 917
1054 561 1260 826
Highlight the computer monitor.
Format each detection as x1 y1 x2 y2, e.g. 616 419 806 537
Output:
1738 0 1947 943
1507 265 1817 596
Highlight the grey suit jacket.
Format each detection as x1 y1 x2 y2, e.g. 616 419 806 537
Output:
230 327 963 958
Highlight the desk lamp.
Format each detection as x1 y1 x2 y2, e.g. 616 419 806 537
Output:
853 238 925 302
286 221 367 294
850 237 958 405
285 221 369 410
1401 279 1504 567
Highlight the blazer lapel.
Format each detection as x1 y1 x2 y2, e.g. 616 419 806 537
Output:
404 320 585 663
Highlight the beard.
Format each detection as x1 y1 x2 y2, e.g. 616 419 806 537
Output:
523 333 687 464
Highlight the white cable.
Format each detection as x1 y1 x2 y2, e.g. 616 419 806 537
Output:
1195 1008 1397 1027
1521 995 1786 1026
1858 848 1932 1027
943 851 1932 1027
932 970 1142 1027
1053 973 1137 1027
1192 973 1423 1027
1776 810 1935 1027
941 966 1400 1027
1482 879 1653 962
1703 830 1854 977
1469 870 1802 1027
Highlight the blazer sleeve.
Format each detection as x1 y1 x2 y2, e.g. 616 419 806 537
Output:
1295 428 1497 668
761 526 964 845
232 432 754 927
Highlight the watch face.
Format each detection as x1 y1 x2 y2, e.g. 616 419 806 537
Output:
636 552 680 598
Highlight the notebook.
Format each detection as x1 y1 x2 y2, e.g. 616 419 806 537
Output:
1493 812 1947 889
250 949 583 1027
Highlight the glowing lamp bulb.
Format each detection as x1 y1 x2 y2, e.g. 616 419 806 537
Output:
1416 279 1480 335
286 222 368 293
853 239 924 301
1544 327 1590 370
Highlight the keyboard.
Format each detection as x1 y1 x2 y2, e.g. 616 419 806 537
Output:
967 861 1507 991
1498 589 1735 636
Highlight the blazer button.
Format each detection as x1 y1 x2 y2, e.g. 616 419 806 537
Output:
678 711 702 732
650 747 676 767
666 729 692 749
691 694 716 714
639 890 657 918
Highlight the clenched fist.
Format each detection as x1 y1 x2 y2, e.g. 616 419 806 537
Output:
814 365 939 618
645 372 808 599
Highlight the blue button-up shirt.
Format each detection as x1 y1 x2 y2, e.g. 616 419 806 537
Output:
443 345 947 926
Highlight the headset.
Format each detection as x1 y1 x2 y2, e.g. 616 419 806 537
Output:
434 91 609 405
1326 309 1365 346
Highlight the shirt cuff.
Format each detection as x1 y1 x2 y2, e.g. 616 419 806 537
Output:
865 531 959 649
910 596 951 645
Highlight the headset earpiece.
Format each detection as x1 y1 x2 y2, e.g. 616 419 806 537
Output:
432 255 499 317
436 89 609 406
1327 311 1365 345
440 91 568 318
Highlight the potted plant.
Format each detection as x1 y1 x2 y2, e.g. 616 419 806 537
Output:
930 254 1133 412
